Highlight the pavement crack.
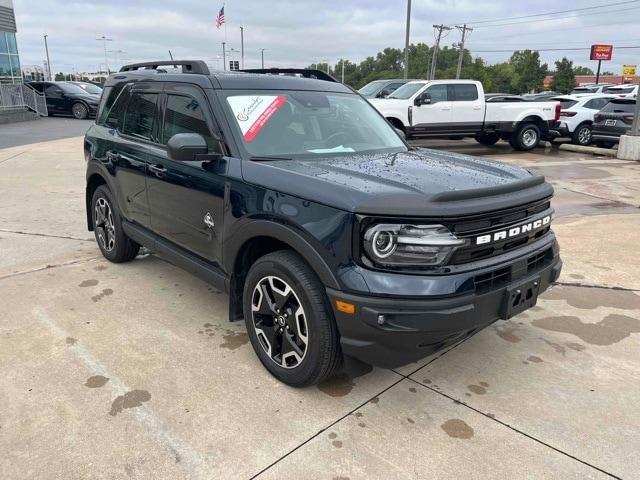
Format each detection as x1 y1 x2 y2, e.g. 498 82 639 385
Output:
408 377 622 480
0 150 27 165
554 281 640 293
0 228 92 242
558 186 639 209
0 255 101 281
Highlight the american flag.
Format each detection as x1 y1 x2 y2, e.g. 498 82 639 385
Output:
216 6 225 29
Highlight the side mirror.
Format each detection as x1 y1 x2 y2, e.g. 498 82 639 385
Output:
394 128 406 140
415 92 431 106
167 133 211 162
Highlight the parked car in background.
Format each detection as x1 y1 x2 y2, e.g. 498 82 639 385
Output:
570 84 614 95
522 91 560 101
370 80 560 150
603 84 638 98
358 79 415 99
592 98 637 147
548 94 614 146
68 81 103 96
28 81 100 119
485 93 526 102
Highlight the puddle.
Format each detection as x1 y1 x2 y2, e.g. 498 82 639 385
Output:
542 286 640 310
85 375 109 388
79 279 98 287
219 330 249 350
441 419 474 439
109 390 151 416
318 373 355 397
533 314 640 346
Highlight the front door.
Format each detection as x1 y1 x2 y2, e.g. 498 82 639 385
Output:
146 84 226 267
411 83 452 134
44 83 66 114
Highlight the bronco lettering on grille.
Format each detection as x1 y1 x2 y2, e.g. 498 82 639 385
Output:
475 215 551 246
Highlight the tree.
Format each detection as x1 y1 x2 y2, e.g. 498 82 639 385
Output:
551 57 576 93
54 72 65 81
573 65 594 75
509 50 547 93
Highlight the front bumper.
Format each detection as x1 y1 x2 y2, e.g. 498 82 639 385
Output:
328 240 562 368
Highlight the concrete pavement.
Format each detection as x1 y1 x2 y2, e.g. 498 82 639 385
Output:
0 126 638 479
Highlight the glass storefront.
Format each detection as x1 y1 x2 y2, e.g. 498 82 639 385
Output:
0 30 21 84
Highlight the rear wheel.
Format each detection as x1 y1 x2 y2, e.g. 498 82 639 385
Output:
72 102 89 120
91 185 139 263
475 133 500 146
510 123 541 151
572 124 592 146
243 251 342 387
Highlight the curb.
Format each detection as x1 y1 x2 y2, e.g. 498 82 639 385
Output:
542 142 617 157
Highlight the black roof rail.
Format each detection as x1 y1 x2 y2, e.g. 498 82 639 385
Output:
239 68 338 83
119 60 210 75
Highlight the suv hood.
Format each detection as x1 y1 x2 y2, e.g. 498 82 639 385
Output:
242 148 553 217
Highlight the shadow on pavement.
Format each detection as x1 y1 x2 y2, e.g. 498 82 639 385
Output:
0 117 94 149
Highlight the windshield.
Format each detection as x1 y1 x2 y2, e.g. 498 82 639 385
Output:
76 83 102 95
388 82 426 99
604 86 635 94
358 81 386 96
221 90 407 158
58 83 91 95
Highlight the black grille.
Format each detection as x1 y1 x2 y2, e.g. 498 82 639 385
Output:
448 199 553 265
473 248 554 294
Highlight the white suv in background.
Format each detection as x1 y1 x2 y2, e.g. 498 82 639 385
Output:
550 94 615 146
603 84 638 98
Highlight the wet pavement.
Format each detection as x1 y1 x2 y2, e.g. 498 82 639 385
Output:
1 126 638 479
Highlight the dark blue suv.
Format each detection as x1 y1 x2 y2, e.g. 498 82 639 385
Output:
84 61 562 386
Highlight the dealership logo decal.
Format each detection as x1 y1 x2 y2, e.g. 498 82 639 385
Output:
475 215 551 245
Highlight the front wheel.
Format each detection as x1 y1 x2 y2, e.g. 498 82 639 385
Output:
91 185 140 263
243 251 342 387
572 124 592 146
510 123 541 151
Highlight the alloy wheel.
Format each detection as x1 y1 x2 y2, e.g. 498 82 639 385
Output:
522 128 538 148
94 197 116 252
251 276 309 369
578 126 591 145
72 103 87 119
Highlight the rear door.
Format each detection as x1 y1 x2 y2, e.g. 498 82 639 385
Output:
146 83 226 266
410 83 452 134
448 83 484 134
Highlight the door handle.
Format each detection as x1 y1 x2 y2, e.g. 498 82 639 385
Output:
473 106 482 110
441 107 451 111
148 164 167 177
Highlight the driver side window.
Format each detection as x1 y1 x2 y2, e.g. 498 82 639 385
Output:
424 84 448 104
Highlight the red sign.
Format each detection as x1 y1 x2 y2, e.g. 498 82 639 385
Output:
590 44 613 61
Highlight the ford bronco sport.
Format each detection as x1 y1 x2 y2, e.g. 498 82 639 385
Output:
85 61 562 387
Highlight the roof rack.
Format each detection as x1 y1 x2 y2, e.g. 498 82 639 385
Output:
239 68 338 83
119 60 210 75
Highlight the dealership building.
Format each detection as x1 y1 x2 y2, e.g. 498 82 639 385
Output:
0 0 20 84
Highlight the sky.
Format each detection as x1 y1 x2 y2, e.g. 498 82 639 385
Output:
12 0 640 75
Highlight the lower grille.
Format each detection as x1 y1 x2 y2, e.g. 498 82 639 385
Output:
474 248 553 294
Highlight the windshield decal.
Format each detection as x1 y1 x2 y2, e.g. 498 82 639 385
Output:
227 95 287 142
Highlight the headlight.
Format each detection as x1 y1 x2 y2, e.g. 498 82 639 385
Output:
363 223 466 267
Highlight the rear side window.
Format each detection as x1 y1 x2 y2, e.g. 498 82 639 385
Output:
584 98 610 110
449 84 478 101
162 94 212 144
601 100 635 113
97 85 130 128
123 92 159 141
556 99 578 109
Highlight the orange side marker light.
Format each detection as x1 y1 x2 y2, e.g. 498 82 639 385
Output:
335 300 356 315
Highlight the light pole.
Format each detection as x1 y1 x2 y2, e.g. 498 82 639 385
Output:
222 42 226 71
240 26 245 69
96 35 113 74
43 34 52 80
259 48 265 69
403 0 411 79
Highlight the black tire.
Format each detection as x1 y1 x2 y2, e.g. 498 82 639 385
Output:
243 250 342 387
475 133 500 146
572 123 592 146
72 102 89 120
510 123 541 151
595 140 615 149
91 185 139 263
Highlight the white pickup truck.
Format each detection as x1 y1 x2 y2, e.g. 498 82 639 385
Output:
369 80 561 151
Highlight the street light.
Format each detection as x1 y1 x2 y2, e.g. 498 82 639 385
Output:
259 48 266 69
96 35 113 74
43 34 52 81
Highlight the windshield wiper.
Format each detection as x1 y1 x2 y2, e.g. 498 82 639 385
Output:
249 155 292 162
